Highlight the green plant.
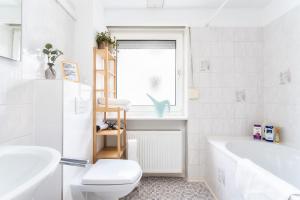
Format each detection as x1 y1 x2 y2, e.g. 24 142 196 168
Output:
96 31 117 49
42 43 63 67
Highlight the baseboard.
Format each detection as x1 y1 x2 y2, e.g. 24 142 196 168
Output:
203 179 218 200
186 177 205 182
143 173 185 177
186 178 218 200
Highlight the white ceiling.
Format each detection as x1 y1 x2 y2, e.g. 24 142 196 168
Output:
101 0 274 9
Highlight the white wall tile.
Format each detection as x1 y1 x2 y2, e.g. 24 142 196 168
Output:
188 149 201 165
0 0 76 146
263 5 300 148
188 27 264 181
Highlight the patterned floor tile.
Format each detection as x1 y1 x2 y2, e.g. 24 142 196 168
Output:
121 177 215 200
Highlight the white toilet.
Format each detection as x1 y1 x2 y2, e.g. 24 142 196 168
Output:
71 159 142 200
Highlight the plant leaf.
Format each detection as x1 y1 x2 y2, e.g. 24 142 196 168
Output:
42 49 49 54
45 43 53 49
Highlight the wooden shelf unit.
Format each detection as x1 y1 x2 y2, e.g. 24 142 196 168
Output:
93 47 127 163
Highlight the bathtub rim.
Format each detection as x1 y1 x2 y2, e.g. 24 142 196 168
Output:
206 136 300 193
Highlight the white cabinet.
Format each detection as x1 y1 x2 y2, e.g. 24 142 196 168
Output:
33 80 92 200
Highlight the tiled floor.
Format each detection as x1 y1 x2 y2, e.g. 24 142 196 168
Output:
121 177 215 200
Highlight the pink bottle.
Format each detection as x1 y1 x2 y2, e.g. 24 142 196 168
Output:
253 124 262 140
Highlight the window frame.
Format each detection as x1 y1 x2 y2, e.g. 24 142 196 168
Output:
110 28 188 119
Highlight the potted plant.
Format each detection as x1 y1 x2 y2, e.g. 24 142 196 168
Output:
42 43 63 80
96 31 117 53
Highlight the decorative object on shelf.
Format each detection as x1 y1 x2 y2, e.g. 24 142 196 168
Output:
61 61 80 82
96 31 117 53
43 43 63 80
146 93 170 117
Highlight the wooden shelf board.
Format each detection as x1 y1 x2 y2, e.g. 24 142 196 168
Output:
96 106 124 112
96 147 125 159
96 129 124 136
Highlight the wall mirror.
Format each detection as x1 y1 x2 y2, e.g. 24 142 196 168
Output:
0 0 22 61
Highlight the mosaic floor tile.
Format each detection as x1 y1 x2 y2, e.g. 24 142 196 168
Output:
121 177 215 200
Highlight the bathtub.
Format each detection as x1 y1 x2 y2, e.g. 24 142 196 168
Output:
205 136 300 200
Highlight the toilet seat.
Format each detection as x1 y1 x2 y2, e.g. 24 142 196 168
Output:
71 159 142 200
82 159 142 185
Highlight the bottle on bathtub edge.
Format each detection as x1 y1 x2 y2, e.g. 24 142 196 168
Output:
253 124 262 140
263 125 274 142
274 127 281 143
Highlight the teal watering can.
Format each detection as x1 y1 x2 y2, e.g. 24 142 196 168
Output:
146 93 170 117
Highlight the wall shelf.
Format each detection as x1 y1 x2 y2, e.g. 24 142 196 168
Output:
93 47 127 163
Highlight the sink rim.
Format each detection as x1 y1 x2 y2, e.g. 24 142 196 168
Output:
0 145 61 200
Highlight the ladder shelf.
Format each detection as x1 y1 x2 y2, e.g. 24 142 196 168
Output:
92 47 127 163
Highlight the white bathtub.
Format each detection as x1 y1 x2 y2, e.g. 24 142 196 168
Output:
205 136 300 200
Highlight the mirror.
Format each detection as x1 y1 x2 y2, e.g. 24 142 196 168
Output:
0 0 22 61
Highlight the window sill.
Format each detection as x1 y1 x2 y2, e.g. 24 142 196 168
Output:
126 112 188 121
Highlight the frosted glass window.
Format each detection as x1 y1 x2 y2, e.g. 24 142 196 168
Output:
117 40 176 106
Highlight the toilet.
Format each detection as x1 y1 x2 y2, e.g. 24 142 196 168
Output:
71 159 142 200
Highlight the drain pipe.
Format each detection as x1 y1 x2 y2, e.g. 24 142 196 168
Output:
205 0 230 27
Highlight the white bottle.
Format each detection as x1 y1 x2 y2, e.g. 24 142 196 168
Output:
264 125 274 142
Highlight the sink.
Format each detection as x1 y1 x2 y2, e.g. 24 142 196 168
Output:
0 145 61 200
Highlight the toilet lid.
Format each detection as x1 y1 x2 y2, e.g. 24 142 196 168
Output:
82 159 142 185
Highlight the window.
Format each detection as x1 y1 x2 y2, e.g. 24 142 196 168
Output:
117 40 176 106
111 28 187 118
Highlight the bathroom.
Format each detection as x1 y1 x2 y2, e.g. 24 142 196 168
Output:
0 0 300 199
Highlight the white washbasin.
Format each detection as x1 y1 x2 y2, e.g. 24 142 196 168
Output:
0 145 61 200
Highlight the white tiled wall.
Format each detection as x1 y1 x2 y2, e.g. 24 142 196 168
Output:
0 56 35 145
0 0 75 145
187 27 264 180
263 5 300 148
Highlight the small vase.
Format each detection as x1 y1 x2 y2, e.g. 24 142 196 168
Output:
45 66 56 80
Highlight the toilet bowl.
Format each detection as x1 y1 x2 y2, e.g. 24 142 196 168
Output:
71 159 142 200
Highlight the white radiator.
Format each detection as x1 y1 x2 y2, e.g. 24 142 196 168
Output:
127 130 184 174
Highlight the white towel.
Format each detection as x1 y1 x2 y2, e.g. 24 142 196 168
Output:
236 159 299 200
97 98 131 111
97 98 130 106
